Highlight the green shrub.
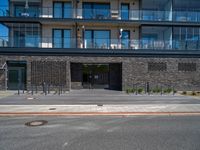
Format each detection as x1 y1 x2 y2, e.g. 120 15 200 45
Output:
131 88 136 93
152 87 161 93
173 90 177 94
192 91 196 96
138 88 144 94
164 88 173 93
126 88 132 94
182 91 187 95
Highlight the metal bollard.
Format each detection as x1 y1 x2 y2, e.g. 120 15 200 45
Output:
147 82 150 95
48 84 50 94
61 85 63 94
17 82 20 95
35 85 38 94
44 83 47 95
31 85 33 95
136 84 138 95
161 86 163 95
58 86 61 95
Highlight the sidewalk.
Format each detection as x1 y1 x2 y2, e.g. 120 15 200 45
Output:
0 104 200 116
0 91 16 99
0 89 200 116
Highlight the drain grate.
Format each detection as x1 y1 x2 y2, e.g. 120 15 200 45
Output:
25 120 48 127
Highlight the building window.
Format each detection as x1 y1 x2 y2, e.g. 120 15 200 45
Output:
53 2 72 18
148 62 167 71
178 63 197 72
14 5 40 17
173 27 200 50
121 3 129 20
84 30 110 49
83 3 110 19
141 26 172 49
121 30 130 49
12 23 41 47
53 29 71 48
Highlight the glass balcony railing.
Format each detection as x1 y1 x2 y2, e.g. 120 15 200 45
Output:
0 36 200 51
1 6 200 23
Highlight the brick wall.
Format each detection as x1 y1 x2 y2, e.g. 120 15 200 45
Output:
0 55 200 91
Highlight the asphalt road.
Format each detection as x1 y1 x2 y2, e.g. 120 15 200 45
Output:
0 94 199 105
0 116 200 150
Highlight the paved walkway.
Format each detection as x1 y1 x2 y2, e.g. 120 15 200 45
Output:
0 89 200 105
0 89 200 116
0 104 200 116
0 104 200 112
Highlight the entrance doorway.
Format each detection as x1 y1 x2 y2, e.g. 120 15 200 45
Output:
7 61 27 90
82 64 109 89
70 63 122 90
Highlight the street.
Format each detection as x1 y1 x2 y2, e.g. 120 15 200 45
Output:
0 116 200 150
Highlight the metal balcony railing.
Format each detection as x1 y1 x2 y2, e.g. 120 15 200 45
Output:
1 6 200 22
0 36 200 51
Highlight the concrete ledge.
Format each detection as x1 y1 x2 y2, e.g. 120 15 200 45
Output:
1 112 200 116
0 104 200 116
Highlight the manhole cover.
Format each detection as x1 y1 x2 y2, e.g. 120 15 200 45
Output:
25 120 48 127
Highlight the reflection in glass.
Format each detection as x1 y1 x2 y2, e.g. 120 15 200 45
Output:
121 30 130 48
83 3 110 19
53 3 62 18
85 30 110 49
121 4 129 20
53 29 71 48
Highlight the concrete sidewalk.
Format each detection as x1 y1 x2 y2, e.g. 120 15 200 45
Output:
0 104 200 116
0 89 200 116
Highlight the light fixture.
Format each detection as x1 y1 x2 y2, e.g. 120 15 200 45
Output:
25 0 29 9
82 25 85 30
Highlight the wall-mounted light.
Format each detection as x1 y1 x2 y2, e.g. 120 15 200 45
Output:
25 0 29 9
119 28 123 38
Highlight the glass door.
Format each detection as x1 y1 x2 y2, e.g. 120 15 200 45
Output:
121 3 129 20
82 64 109 89
121 30 130 49
64 2 72 18
8 67 26 90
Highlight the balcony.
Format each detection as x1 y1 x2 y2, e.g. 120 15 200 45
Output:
1 6 200 23
0 36 200 51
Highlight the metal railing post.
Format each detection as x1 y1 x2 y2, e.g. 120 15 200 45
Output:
31 84 33 95
18 82 20 95
136 84 138 95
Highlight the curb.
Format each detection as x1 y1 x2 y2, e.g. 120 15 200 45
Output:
1 112 200 116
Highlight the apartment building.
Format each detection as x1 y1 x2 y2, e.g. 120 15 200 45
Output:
0 0 200 91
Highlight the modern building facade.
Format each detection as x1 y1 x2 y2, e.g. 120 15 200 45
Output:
0 0 200 91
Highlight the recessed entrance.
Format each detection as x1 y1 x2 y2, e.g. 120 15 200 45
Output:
7 61 27 90
82 64 109 89
71 63 122 90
